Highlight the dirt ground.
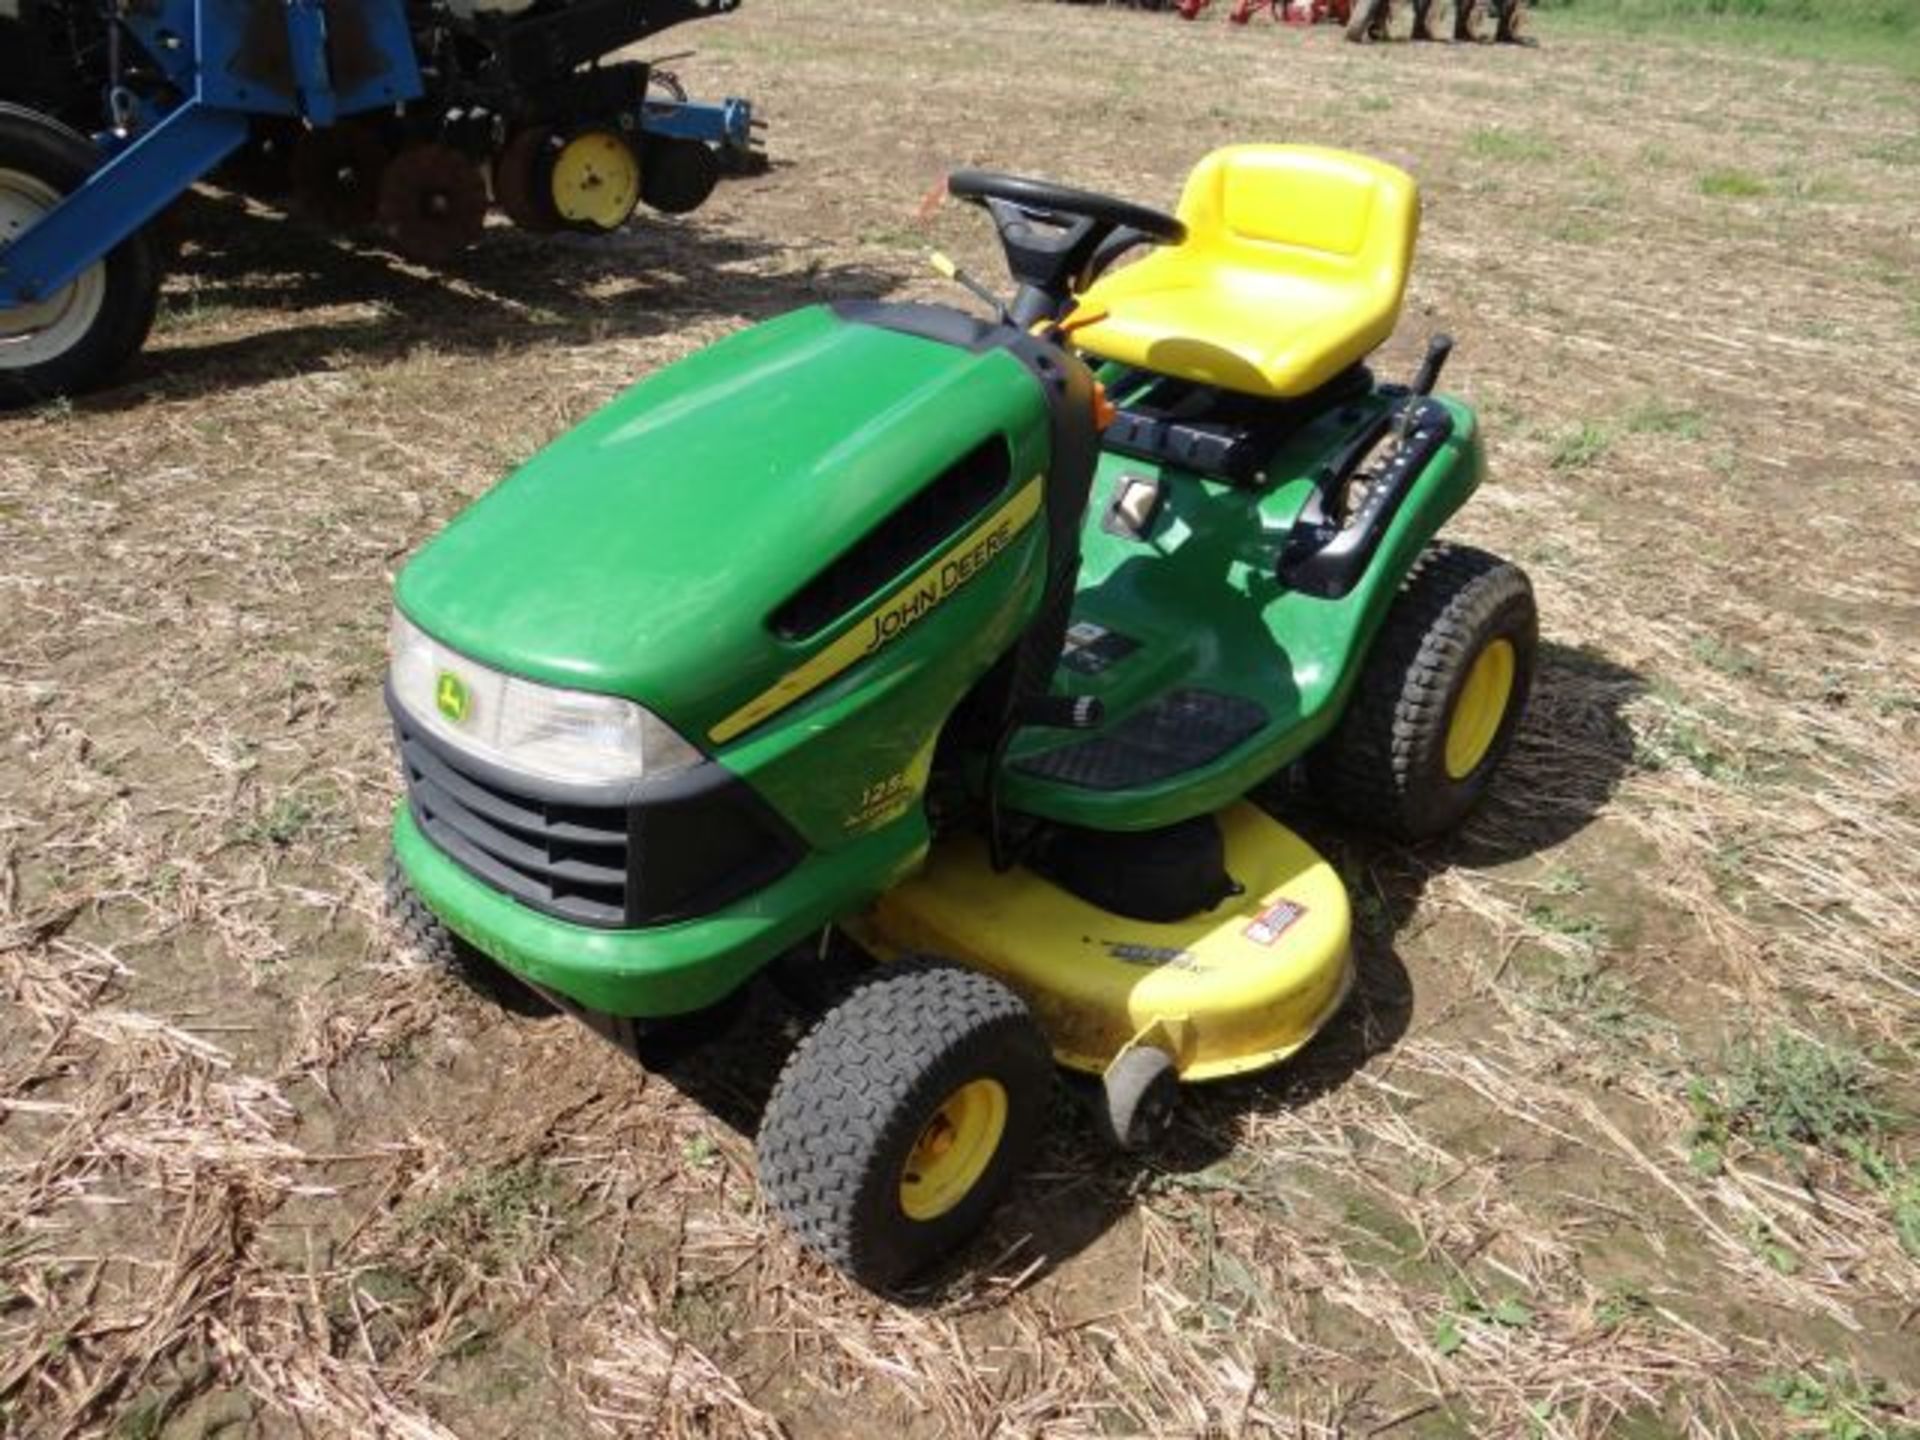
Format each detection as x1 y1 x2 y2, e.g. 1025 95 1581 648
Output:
3 1 1918 1435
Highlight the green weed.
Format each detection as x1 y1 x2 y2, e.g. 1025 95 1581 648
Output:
1525 959 1649 1044
1433 1285 1535 1356
1690 1031 1882 1169
1636 687 1740 780
1623 397 1706 439
1689 636 1763 679
1700 169 1771 199
397 1159 567 1279
1467 128 1558 163
1549 422 1613 471
237 782 345 849
1762 1364 1912 1440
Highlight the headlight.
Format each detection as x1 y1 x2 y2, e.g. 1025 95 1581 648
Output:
388 609 701 785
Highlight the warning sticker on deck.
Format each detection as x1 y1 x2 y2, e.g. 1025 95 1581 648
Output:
1243 900 1307 947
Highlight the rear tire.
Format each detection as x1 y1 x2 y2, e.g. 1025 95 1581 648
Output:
1308 543 1537 840
758 962 1053 1290
0 103 160 409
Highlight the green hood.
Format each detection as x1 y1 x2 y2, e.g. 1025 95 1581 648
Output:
395 305 1049 739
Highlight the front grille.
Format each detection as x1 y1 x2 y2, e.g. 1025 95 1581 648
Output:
396 717 631 928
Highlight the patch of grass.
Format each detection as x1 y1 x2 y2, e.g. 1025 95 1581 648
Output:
1689 635 1763 679
1636 687 1741 780
1535 1 1920 75
1548 214 1610 245
1523 959 1650 1044
396 1159 568 1280
1689 1031 1883 1169
1466 128 1557 163
1593 1285 1655 1331
1623 397 1706 440
152 294 238 335
1525 902 1612 952
1865 134 1920 166
1745 1216 1801 1274
1700 168 1771 199
1432 1284 1535 1357
236 782 345 849
1687 1034 1920 1254
1549 421 1613 472
1762 1364 1911 1440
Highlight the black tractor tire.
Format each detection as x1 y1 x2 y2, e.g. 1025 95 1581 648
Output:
758 962 1053 1291
1308 543 1537 841
0 102 160 409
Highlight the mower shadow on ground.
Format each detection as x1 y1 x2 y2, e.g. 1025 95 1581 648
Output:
74 192 905 412
479 911 1414 1302
450 639 1642 1301
1299 638 1648 940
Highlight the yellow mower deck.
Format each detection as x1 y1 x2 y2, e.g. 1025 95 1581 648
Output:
849 803 1353 1082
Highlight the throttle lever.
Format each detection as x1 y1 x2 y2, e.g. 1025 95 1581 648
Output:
1396 333 1454 445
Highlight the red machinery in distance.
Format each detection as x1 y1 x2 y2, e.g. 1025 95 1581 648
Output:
1175 0 1354 23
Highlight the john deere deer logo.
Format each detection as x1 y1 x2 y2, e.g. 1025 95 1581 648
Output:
435 670 471 724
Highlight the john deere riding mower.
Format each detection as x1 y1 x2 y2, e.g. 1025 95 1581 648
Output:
384 144 1538 1289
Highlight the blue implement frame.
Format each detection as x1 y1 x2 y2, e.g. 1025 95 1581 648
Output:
0 0 422 307
642 95 756 154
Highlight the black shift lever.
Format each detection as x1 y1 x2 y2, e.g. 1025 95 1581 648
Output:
1397 333 1454 444
1410 333 1455 398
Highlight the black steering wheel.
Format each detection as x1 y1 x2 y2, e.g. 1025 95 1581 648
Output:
948 170 1186 329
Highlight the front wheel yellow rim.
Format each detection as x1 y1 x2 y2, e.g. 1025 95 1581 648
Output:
1444 637 1516 779
548 130 641 231
899 1078 1007 1221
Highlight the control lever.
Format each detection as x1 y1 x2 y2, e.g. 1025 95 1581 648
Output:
930 252 1011 326
1396 333 1454 444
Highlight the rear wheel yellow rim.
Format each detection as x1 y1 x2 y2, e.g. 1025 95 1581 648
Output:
548 131 640 231
899 1078 1007 1221
1444 638 1516 779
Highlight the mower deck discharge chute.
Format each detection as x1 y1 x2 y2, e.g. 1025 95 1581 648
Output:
385 143 1539 1289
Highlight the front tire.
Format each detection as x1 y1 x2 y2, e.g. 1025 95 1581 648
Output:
758 963 1053 1290
0 103 160 408
1309 543 1538 840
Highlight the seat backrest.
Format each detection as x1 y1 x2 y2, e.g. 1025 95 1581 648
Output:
1176 145 1419 302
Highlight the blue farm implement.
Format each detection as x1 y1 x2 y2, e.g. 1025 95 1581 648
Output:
0 0 760 405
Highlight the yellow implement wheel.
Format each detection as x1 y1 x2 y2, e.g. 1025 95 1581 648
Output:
548 130 641 233
1444 637 1517 779
899 1079 1007 1221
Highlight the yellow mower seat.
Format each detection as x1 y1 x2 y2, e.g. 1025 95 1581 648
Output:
1072 145 1420 400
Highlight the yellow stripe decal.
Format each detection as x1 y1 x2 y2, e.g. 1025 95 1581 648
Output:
711 476 1045 746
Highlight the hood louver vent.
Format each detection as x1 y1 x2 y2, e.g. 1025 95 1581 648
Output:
769 438 1013 642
